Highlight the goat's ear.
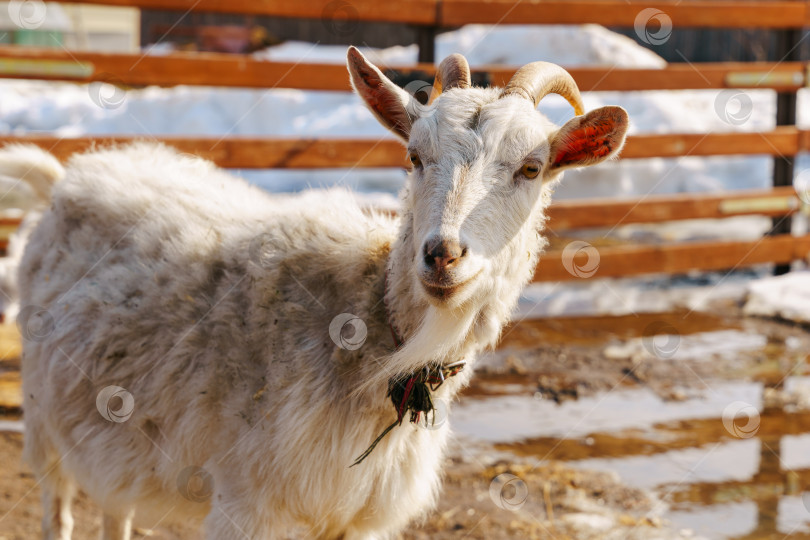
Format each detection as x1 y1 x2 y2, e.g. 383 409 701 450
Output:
347 46 417 142
545 106 629 176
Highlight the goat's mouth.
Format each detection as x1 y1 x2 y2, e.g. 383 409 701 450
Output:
421 281 462 300
419 271 481 302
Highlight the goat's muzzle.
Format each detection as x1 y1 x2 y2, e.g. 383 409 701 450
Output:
423 237 467 273
420 237 475 301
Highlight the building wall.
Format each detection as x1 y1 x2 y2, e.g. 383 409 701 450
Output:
61 4 139 51
139 11 423 52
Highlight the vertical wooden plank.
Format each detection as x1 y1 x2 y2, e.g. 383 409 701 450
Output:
771 28 801 275
416 26 436 64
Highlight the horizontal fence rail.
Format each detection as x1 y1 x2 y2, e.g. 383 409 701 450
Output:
55 0 810 28
0 131 806 170
0 185 799 237
57 0 439 24
0 221 801 279
440 0 810 28
534 234 810 281
0 48 806 92
546 186 802 230
619 128 810 159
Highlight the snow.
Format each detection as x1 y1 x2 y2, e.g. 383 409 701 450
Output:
744 271 810 324
0 25 810 202
253 24 667 68
0 22 803 206
517 271 758 319
0 22 807 319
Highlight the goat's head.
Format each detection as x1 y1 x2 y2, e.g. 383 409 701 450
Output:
348 47 628 309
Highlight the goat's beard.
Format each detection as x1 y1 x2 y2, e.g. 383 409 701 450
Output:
351 303 478 398
393 304 477 368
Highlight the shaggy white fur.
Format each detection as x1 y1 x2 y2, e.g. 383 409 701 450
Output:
0 145 65 321
14 48 627 540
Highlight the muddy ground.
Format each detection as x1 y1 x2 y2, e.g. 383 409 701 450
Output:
2 299 810 539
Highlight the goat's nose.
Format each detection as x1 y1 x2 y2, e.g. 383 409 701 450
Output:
423 237 468 271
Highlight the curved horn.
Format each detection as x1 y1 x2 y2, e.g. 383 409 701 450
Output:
501 62 584 116
428 53 471 104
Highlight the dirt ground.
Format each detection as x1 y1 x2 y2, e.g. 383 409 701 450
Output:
2 300 809 539
0 427 665 540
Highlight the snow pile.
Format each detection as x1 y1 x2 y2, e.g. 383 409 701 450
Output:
254 24 667 68
744 271 810 323
517 271 756 319
0 22 803 208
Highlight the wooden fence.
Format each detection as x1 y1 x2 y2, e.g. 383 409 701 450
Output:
51 0 810 28
0 46 806 92
0 0 807 282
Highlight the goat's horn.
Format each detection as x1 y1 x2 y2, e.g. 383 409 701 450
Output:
501 62 584 116
428 53 471 104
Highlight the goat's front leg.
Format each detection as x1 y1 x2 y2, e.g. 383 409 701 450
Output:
329 530 382 540
204 499 282 540
40 466 75 540
100 508 134 540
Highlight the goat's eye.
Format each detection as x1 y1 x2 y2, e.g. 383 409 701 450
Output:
408 152 422 168
520 161 541 179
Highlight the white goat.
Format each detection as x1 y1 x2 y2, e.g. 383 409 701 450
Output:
13 47 627 539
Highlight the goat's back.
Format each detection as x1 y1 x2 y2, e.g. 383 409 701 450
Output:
17 142 404 527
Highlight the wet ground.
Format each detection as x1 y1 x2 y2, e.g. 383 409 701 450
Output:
438 305 810 539
2 303 810 539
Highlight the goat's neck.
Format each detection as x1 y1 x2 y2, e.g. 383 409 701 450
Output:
360 204 546 397
386 203 547 354
380 211 510 379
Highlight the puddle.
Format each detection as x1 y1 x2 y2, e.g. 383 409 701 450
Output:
457 310 810 539
777 496 810 536
573 439 762 490
665 502 760 538
665 330 769 361
453 382 762 442
454 381 810 538
604 329 769 362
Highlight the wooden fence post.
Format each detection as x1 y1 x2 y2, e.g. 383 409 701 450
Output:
416 25 436 63
771 28 801 275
